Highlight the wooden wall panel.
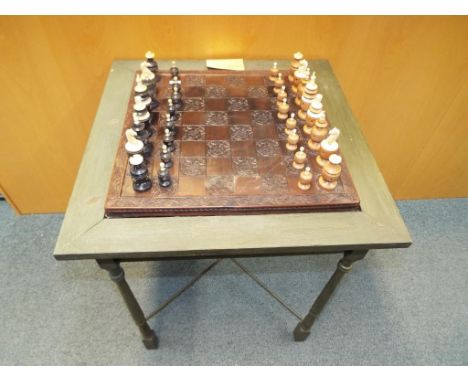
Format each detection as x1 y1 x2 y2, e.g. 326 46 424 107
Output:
0 16 467 213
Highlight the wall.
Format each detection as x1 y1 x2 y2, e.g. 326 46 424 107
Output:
0 16 467 213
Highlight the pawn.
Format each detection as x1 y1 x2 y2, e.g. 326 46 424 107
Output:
316 127 340 167
293 147 307 170
165 113 176 133
163 128 175 152
273 73 284 94
167 98 179 120
285 113 297 135
158 162 172 188
318 154 342 191
295 68 311 107
269 62 279 81
125 129 144 155
129 154 152 192
308 111 329 151
286 129 299 152
160 144 173 169
297 166 313 191
288 51 304 83
276 86 287 108
277 99 289 120
170 61 179 78
171 87 183 110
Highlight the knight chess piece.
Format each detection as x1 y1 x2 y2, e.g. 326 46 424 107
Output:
273 73 284 94
304 97 323 136
286 129 299 151
317 127 340 167
285 113 297 135
288 51 304 83
163 128 175 152
297 166 313 191
157 162 172 188
129 154 152 192
124 129 144 156
160 144 173 169
318 154 342 191
308 111 329 151
293 146 307 170
277 99 290 120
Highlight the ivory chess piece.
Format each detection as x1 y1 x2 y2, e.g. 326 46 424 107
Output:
295 68 311 106
129 154 152 192
318 154 342 191
293 147 307 170
307 111 329 151
125 129 144 155
157 162 172 188
288 51 304 83
273 73 285 94
131 113 150 141
144 51 158 74
133 101 151 124
297 166 313 191
276 86 287 108
285 113 297 135
140 62 156 93
269 62 279 81
304 98 323 136
286 129 299 151
316 127 340 167
298 74 319 120
277 99 289 120
291 59 308 95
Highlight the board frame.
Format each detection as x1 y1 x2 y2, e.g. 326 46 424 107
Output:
54 60 412 261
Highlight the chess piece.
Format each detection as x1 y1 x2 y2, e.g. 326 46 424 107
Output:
160 144 173 169
140 62 156 94
293 147 307 170
291 59 308 95
269 62 279 81
131 114 151 141
171 86 183 110
276 86 287 108
134 82 151 108
163 128 175 152
304 98 323 136
297 166 313 191
165 113 176 133
277 99 289 120
285 113 297 135
318 154 342 191
125 129 144 155
170 61 179 78
295 68 311 106
316 127 340 167
288 51 304 83
144 51 158 74
286 129 299 151
273 73 284 94
133 101 151 124
307 111 329 151
129 154 152 192
169 76 182 91
157 162 172 188
298 74 319 119
167 98 179 120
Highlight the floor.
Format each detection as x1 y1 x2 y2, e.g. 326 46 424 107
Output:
0 199 467 365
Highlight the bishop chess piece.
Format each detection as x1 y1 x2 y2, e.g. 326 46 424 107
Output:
291 59 308 96
167 98 179 120
129 154 152 192
277 99 289 120
307 111 329 151
276 85 287 108
285 113 297 135
158 162 172 188
297 166 313 191
125 129 144 155
316 127 340 167
318 154 342 191
288 51 304 83
163 128 175 152
304 97 323 136
144 51 159 74
269 62 279 82
298 74 319 119
293 146 307 170
160 144 173 169
286 129 299 152
170 61 179 78
273 73 285 94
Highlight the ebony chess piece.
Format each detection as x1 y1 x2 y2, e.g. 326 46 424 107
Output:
171 87 183 110
170 61 179 78
163 128 175 152
167 99 179 120
165 113 176 133
129 154 152 192
157 162 172 188
160 144 173 169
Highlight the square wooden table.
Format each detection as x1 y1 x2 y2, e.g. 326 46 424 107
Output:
54 60 412 349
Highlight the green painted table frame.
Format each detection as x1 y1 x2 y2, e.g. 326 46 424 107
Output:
54 60 412 349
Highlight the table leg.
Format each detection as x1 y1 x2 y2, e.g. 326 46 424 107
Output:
97 259 159 349
293 250 368 341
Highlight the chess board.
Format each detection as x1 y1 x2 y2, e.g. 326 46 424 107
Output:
105 70 360 217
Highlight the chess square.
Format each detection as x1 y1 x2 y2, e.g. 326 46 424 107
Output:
226 86 248 97
206 158 233 176
205 176 234 195
205 98 228 111
180 141 206 157
252 125 278 140
182 112 206 125
229 111 251 125
255 139 281 157
180 157 206 176
245 76 267 86
235 176 262 195
184 87 205 97
177 176 206 196
206 140 231 157
257 157 286 175
232 157 258 176
248 98 271 110
230 125 253 141
205 76 225 85
205 126 230 140
231 141 256 157
182 126 205 141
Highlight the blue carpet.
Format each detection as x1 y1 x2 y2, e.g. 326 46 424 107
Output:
0 199 467 365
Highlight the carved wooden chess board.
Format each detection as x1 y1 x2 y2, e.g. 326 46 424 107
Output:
105 70 360 217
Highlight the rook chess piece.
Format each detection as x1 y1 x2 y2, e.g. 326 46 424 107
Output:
297 166 313 191
307 111 329 151
293 147 307 170
157 162 172 188
288 51 304 83
269 62 279 81
129 154 152 192
286 129 299 151
285 113 297 135
160 144 173 169
318 154 342 191
316 127 340 167
277 98 289 120
273 73 284 94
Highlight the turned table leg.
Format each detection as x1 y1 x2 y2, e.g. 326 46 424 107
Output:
293 250 368 341
97 259 159 349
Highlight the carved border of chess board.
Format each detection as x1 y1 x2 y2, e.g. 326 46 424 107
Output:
105 70 360 217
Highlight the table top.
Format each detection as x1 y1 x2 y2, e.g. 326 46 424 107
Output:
54 60 412 261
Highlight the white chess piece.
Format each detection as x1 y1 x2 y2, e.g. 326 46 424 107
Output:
125 129 143 154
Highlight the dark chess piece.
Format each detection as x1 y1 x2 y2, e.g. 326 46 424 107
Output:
157 162 172 188
165 113 176 133
167 98 179 120
129 154 152 192
163 128 175 152
160 144 173 169
171 87 183 110
132 116 151 141
170 61 179 78
145 51 159 74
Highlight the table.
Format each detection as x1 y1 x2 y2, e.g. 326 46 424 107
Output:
54 60 412 349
